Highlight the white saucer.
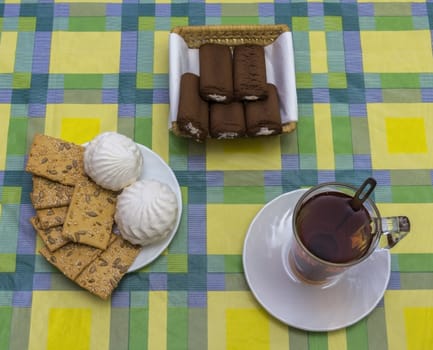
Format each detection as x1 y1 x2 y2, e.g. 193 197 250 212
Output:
242 189 390 332
127 144 182 272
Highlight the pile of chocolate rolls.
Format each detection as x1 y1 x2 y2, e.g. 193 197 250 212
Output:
176 43 282 142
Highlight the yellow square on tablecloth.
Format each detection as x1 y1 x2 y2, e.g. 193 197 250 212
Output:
385 117 428 154
50 32 121 74
0 32 17 73
54 0 122 2
385 290 433 350
226 308 270 350
47 308 91 350
367 103 433 169
309 32 328 73
28 291 110 350
153 31 169 74
45 104 118 144
360 31 433 73
206 138 282 171
207 204 261 254
0 105 10 171
208 291 288 350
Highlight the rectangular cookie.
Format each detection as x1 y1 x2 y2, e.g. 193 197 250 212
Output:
39 242 103 280
30 176 74 209
30 216 70 252
177 73 209 142
75 235 141 300
209 101 246 139
36 206 68 229
244 84 282 136
199 43 233 103
25 133 87 186
233 44 268 101
62 179 117 250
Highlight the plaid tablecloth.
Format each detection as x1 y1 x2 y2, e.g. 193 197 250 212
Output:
1 1 433 349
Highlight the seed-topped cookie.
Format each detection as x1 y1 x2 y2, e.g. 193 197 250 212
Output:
62 179 117 250
25 134 87 186
75 235 141 300
30 176 74 209
36 206 68 229
30 216 70 252
39 241 103 280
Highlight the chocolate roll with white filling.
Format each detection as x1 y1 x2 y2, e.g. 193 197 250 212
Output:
233 44 268 101
177 73 209 142
245 84 282 136
210 101 246 139
199 43 233 103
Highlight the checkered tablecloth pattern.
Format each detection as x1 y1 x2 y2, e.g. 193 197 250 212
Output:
1 1 433 349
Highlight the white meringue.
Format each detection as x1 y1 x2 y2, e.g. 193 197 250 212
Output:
114 179 178 246
84 132 143 191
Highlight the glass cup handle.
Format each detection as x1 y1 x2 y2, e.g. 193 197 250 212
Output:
381 216 411 248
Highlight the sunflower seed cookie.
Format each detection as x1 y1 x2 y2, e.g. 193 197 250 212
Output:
30 216 69 252
30 176 74 209
25 134 87 186
75 235 141 300
36 206 68 229
62 179 117 250
39 242 102 280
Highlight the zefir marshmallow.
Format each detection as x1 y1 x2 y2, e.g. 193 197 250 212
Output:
114 179 178 246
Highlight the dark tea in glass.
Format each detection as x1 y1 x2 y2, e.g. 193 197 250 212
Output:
295 191 373 264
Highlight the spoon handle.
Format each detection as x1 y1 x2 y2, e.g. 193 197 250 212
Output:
350 177 377 211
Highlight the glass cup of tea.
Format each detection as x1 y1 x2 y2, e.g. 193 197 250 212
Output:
285 181 411 287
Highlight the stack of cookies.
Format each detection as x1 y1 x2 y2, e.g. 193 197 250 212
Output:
26 134 141 300
176 43 282 141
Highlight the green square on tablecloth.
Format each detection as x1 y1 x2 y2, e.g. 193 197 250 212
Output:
7 118 27 155
12 73 31 89
171 17 188 28
18 17 36 31
0 255 16 272
0 306 12 349
167 254 188 273
297 117 316 154
134 117 152 148
64 74 103 89
296 73 313 88
375 16 413 30
136 73 153 88
69 17 106 31
292 17 309 31
332 116 352 154
381 73 420 88
139 17 155 30
392 186 433 203
328 73 347 88
223 186 265 204
324 16 342 31
224 255 242 273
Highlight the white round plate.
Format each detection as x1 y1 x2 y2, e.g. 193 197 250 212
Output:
242 189 391 332
127 144 182 272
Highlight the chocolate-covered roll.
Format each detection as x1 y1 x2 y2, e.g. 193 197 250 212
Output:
245 84 282 136
233 44 268 101
199 43 233 103
210 101 246 139
177 73 209 142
